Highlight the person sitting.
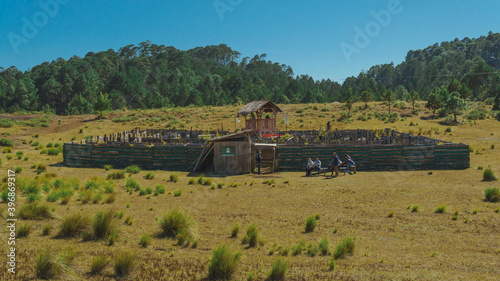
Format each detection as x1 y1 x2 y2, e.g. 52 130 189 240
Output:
314 157 321 176
306 158 314 176
345 154 355 174
331 152 342 177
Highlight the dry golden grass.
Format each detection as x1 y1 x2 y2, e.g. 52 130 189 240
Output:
0 102 499 280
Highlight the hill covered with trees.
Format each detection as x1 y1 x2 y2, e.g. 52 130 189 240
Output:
1 32 499 115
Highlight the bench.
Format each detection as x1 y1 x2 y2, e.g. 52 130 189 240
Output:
339 166 356 174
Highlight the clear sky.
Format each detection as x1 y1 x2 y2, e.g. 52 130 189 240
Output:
1 0 499 82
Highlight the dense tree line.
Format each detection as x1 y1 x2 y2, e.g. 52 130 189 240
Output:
1 32 499 115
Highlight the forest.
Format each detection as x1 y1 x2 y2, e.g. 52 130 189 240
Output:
1 32 499 115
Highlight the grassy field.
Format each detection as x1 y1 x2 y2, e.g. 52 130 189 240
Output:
0 101 499 280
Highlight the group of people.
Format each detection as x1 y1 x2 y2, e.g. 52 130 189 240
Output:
306 152 355 177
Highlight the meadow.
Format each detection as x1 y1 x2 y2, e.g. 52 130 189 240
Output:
0 101 499 280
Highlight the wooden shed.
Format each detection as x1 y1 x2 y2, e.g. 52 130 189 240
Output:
194 130 253 175
237 100 284 137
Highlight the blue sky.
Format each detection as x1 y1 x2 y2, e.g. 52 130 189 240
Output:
1 0 499 82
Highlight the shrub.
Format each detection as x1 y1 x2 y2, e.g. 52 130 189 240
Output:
218 182 225 189
411 205 419 212
484 187 500 202
267 258 288 281
19 203 52 219
434 205 446 213
144 172 155 180
208 245 241 281
169 173 179 182
6 154 13 160
114 252 136 278
139 189 147 196
242 223 259 248
91 210 116 240
445 127 452 133
305 216 317 233
173 190 182 197
90 256 110 276
204 178 213 186
16 223 32 238
58 212 89 238
333 237 355 260
16 151 23 159
42 224 52 236
158 209 194 239
139 233 152 248
483 169 498 181
14 166 23 173
231 223 240 238
31 141 40 147
0 139 14 147
318 237 329 255
46 142 53 148
125 165 141 174
104 165 112 171
188 178 195 184
3 147 12 153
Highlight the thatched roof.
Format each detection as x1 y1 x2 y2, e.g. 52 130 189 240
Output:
237 100 284 116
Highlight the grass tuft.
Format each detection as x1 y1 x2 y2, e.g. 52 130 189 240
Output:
483 168 498 181
169 173 179 182
58 212 89 238
19 203 52 220
16 223 32 238
267 258 288 281
318 237 329 255
139 233 152 248
231 223 240 238
434 205 446 213
208 245 241 281
158 209 194 239
305 216 317 233
333 237 355 260
242 223 259 248
484 187 500 202
35 249 69 279
113 252 136 278
125 165 141 174
90 255 110 276
107 171 125 180
91 210 116 240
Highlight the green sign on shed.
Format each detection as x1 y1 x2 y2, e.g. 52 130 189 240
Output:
222 146 235 156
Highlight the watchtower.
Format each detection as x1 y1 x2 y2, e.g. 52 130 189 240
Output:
237 100 284 137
